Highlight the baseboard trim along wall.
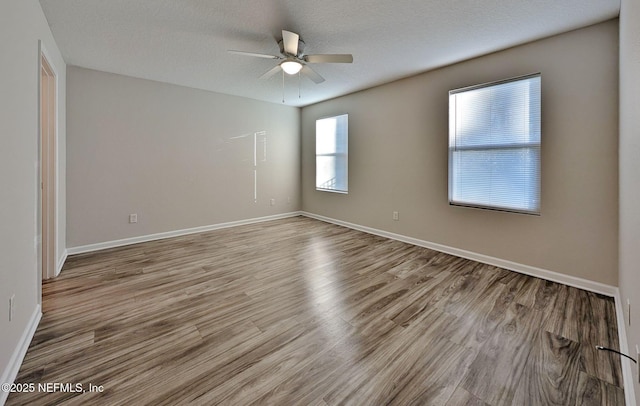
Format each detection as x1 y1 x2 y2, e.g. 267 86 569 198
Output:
614 289 637 406
56 251 68 277
67 212 303 256
301 212 617 297
302 212 637 402
60 211 635 402
27 212 636 402
69 210 619 295
1 306 42 406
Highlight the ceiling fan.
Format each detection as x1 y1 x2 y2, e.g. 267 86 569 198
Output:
228 30 353 84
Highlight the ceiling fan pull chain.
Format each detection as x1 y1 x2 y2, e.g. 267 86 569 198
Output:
298 71 301 99
282 70 285 103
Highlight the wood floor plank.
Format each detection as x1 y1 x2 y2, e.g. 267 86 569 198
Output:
447 281 516 350
577 371 626 406
189 319 344 405
445 386 491 406
512 330 582 405
580 343 624 389
461 302 544 405
384 269 452 328
321 307 467 405
6 216 624 405
246 344 352 405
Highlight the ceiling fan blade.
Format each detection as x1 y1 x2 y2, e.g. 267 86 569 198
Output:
228 50 280 59
301 65 325 84
282 30 299 56
304 54 353 64
259 65 282 80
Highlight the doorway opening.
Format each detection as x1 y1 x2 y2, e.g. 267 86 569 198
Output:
40 50 57 285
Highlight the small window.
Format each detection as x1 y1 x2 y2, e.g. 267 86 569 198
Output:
448 74 541 214
316 114 348 193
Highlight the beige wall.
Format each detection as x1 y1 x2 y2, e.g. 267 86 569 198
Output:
619 0 640 399
66 67 300 248
0 0 66 390
302 20 619 286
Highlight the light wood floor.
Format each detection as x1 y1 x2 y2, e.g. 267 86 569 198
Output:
8 216 624 405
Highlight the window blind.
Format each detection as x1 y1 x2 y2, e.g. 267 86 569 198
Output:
448 74 541 214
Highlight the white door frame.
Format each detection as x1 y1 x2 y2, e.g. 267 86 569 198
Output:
39 43 57 285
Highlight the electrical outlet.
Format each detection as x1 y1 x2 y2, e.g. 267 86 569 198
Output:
129 213 137 224
9 295 15 322
392 211 399 221
270 199 275 206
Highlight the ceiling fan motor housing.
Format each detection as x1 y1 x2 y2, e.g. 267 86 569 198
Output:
279 39 305 58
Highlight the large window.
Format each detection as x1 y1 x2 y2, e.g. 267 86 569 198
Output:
448 74 541 214
316 114 348 193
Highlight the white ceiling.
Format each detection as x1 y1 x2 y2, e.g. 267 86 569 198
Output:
39 0 619 107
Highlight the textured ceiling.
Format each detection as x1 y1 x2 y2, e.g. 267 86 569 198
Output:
39 0 619 107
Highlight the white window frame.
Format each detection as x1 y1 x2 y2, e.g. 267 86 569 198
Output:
316 114 348 193
448 73 541 215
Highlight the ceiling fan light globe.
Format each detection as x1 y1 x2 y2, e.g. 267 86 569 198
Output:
281 60 303 75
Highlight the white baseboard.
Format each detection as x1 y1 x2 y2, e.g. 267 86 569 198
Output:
301 212 617 297
614 289 637 406
56 250 67 277
0 306 42 406
302 212 636 401
13 213 635 403
67 212 302 256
